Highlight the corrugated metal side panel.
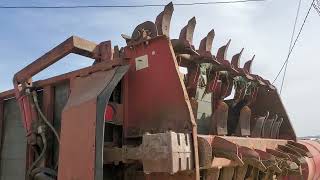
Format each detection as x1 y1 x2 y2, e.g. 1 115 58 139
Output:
0 99 26 180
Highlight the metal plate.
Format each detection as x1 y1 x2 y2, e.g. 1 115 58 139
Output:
0 99 27 180
251 116 266 138
135 55 149 71
271 117 283 139
123 36 194 137
57 66 128 180
251 89 296 140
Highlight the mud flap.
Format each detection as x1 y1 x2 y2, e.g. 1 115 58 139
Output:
58 65 129 180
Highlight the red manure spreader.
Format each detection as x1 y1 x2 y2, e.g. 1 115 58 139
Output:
0 2 319 180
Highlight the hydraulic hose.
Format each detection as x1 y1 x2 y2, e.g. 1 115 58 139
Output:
27 132 47 178
32 91 60 143
32 91 60 170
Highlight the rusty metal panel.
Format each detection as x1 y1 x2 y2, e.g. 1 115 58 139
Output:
220 167 234 180
233 165 248 180
197 136 212 168
238 106 251 137
251 89 296 140
0 99 27 180
271 117 283 139
203 169 220 180
299 140 320 180
251 115 267 138
123 36 199 180
58 66 128 180
262 116 276 138
123 36 194 137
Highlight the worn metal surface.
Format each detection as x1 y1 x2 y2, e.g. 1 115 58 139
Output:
203 169 220 180
122 35 200 179
251 89 296 140
197 134 291 174
210 101 228 136
220 167 234 180
155 2 174 37
142 132 193 174
237 105 251 137
251 113 268 138
0 99 27 180
179 17 196 47
58 66 128 180
262 115 277 138
299 140 320 180
123 36 194 137
104 132 193 174
271 117 283 139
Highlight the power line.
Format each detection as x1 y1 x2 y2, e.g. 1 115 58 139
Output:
272 0 314 85
0 0 267 9
279 0 302 95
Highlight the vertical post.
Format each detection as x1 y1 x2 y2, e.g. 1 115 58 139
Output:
42 85 55 167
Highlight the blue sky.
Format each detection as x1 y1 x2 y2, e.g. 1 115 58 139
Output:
0 0 319 136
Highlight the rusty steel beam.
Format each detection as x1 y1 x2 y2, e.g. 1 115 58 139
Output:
0 36 119 101
0 60 122 100
42 85 55 167
14 36 98 84
33 60 122 87
0 89 15 100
